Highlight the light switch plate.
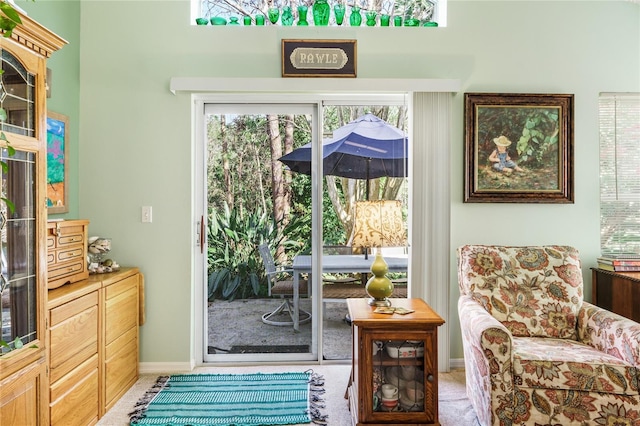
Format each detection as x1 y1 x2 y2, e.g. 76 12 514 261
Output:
142 206 152 223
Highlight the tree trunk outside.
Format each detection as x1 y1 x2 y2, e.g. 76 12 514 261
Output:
266 114 286 258
220 115 233 209
283 114 295 221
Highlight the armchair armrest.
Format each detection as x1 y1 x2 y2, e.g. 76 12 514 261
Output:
458 295 514 426
578 301 640 368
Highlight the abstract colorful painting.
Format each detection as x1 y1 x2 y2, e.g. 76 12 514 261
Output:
46 111 68 213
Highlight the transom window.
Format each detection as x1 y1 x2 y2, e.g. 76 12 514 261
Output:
194 0 446 27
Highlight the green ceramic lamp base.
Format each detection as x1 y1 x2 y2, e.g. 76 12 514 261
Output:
365 252 394 307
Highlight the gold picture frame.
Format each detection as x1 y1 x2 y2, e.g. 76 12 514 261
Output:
464 93 574 203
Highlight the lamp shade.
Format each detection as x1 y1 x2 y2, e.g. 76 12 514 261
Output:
351 200 406 251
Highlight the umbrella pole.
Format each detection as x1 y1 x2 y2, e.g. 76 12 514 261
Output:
365 158 371 201
364 159 371 259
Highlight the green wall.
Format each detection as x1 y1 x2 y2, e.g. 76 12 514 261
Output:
19 0 640 364
17 0 81 218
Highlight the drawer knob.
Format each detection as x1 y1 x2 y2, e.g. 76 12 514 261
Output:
426 374 434 382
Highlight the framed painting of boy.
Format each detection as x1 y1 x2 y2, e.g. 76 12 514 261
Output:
464 93 574 203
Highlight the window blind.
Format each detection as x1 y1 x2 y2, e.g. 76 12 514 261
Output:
599 92 640 255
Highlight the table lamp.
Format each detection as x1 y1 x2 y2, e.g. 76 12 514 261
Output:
351 200 406 306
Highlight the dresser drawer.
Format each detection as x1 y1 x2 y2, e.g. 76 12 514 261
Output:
48 222 87 247
49 354 99 426
49 260 86 284
105 283 138 345
104 337 138 411
55 246 84 262
49 291 99 383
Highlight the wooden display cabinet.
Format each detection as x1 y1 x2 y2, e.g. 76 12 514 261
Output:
0 9 66 426
347 298 444 426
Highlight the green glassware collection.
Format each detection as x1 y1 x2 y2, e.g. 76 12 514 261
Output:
297 5 309 26
312 0 331 26
195 2 437 28
349 6 362 26
281 6 294 26
333 4 345 25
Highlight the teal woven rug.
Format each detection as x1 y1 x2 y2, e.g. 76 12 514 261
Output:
129 372 327 426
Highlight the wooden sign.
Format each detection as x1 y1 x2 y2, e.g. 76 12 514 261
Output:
282 39 357 78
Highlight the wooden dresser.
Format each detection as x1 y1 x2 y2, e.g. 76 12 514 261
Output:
47 268 143 424
591 268 640 322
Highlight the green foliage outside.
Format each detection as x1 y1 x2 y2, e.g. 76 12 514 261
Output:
476 106 560 191
206 106 407 300
207 203 309 301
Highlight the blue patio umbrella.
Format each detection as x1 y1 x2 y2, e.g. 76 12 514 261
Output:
278 113 408 181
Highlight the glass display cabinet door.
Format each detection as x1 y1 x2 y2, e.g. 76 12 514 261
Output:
362 331 437 424
0 147 38 354
0 46 39 355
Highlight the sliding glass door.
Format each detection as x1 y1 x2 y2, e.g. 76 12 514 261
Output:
201 103 318 363
198 96 410 363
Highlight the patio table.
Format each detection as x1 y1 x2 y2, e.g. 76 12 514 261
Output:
291 254 408 331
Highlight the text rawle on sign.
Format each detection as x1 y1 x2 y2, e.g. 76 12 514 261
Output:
282 39 357 78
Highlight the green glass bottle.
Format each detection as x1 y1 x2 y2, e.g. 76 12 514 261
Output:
297 5 309 26
312 0 330 26
333 4 346 25
281 6 294 26
268 7 280 25
380 14 390 27
349 6 362 26
365 10 377 26
210 16 227 25
404 17 420 26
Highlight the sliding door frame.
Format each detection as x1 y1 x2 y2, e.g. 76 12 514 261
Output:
185 82 457 370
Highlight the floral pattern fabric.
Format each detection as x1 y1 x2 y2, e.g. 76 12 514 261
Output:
458 245 582 340
458 245 640 426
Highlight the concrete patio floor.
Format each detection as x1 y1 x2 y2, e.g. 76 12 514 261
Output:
208 298 353 360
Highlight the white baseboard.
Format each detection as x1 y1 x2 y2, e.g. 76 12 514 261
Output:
449 358 465 369
139 362 193 374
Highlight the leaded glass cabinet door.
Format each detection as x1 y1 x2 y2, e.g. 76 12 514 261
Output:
0 44 48 426
1 148 38 353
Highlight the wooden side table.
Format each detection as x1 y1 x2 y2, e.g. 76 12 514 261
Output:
591 268 640 322
347 298 445 426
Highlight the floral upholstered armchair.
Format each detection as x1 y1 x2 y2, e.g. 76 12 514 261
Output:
457 245 640 426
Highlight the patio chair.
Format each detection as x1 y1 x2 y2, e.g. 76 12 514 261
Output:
258 244 311 327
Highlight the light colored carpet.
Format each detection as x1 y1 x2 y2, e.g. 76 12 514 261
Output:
98 365 479 426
